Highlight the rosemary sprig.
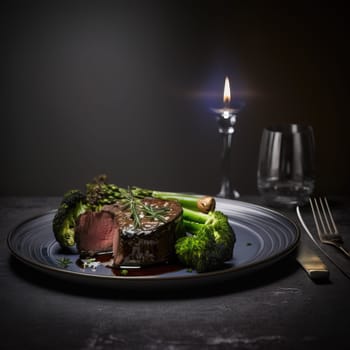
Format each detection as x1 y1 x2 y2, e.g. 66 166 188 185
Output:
141 203 169 223
119 187 142 229
118 187 170 230
130 196 142 229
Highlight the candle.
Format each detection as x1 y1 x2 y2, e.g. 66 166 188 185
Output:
212 76 238 120
223 76 231 106
212 76 240 199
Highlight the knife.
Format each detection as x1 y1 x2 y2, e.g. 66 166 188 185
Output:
296 244 329 280
295 206 329 280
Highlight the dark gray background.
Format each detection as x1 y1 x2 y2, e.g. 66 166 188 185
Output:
1 1 349 196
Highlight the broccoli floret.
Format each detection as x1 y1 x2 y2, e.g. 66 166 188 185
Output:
52 190 87 248
175 230 218 273
175 209 235 273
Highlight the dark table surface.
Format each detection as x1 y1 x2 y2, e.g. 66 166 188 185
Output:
1 195 349 350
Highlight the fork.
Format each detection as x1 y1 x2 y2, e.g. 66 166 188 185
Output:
309 197 350 258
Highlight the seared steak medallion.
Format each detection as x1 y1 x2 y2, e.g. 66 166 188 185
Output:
75 198 183 267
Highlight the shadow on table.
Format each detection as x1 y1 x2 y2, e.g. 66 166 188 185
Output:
8 252 301 300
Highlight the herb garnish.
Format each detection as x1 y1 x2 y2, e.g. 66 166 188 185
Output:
141 203 169 223
119 187 169 229
56 257 72 268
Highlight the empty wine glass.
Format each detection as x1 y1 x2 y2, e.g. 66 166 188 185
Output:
257 124 315 207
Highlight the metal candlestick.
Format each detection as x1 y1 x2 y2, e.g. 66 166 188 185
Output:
212 107 240 199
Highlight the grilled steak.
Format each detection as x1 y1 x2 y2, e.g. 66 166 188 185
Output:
75 198 183 267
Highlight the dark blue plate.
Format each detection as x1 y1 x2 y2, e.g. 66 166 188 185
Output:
7 199 299 289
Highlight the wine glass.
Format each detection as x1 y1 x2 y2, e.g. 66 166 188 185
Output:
257 124 315 207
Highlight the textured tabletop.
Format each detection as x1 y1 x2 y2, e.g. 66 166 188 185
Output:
1 196 349 350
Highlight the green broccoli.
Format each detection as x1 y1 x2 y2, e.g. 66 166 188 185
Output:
52 190 87 248
175 208 236 273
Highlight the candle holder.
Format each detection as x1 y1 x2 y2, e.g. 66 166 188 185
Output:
212 106 240 199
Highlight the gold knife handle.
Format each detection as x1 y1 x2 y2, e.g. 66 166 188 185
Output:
296 245 329 280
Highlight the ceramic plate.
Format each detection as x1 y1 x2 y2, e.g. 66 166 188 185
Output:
7 199 299 289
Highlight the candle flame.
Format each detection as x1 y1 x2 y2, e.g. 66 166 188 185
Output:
223 76 231 105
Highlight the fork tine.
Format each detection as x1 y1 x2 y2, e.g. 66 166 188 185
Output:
309 198 323 240
319 197 333 235
323 197 339 234
314 198 328 236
